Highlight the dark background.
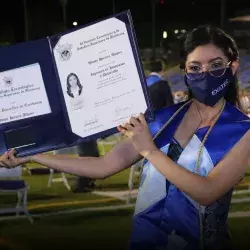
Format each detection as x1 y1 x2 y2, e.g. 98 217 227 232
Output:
1 0 250 48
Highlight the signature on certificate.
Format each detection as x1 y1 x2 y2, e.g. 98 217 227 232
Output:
84 115 99 127
114 104 133 117
71 98 84 111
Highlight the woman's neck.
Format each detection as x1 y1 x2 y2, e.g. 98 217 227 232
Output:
71 86 78 93
193 98 225 125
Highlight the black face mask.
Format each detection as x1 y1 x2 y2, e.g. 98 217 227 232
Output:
184 68 234 107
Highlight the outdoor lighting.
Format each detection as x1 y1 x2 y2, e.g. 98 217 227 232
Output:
181 29 186 33
174 29 179 34
163 31 168 39
73 21 78 26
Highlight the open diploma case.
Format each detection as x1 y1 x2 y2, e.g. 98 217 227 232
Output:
0 10 153 157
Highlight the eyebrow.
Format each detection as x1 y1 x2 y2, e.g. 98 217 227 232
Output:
188 57 224 65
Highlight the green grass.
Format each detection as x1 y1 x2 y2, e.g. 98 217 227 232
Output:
232 192 250 198
0 134 138 213
230 202 250 213
1 208 250 250
229 217 250 249
0 209 134 250
1 156 250 215
95 168 138 190
0 167 138 214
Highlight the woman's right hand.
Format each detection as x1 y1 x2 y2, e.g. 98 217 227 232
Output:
0 149 31 169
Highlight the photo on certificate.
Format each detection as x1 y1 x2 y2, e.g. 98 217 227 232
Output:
66 73 85 111
66 73 83 99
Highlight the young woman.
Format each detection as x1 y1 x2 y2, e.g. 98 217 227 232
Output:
1 25 250 250
66 73 83 98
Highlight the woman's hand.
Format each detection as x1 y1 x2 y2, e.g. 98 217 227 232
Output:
117 113 158 158
0 149 31 169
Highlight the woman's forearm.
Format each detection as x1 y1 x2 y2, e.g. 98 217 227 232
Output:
30 154 108 179
28 139 140 180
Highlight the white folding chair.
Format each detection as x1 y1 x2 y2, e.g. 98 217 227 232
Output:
48 169 71 191
47 150 71 191
0 166 33 223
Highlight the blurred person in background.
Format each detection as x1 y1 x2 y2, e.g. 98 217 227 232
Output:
73 140 99 193
146 58 167 87
146 58 174 109
171 82 189 104
148 80 174 110
173 90 189 104
240 87 250 116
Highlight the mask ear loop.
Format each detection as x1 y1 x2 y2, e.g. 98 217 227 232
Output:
228 58 240 76
227 61 233 71
183 73 194 100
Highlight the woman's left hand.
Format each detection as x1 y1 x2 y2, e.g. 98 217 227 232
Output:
0 149 31 169
117 113 158 158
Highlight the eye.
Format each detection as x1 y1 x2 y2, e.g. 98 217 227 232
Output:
187 65 201 72
211 61 224 69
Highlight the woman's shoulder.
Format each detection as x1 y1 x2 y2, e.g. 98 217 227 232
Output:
224 102 250 126
154 102 185 120
212 102 250 160
148 102 187 136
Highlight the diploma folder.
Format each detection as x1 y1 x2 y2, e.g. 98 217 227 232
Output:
0 10 153 157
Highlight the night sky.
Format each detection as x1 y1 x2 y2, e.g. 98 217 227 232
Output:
0 0 250 46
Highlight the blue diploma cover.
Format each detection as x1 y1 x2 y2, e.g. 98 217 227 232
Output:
0 10 153 157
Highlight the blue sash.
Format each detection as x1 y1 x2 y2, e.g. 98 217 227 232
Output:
129 101 250 250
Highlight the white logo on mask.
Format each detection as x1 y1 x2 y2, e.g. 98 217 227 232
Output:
212 79 229 96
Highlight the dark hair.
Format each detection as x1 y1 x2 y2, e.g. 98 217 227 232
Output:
67 73 83 98
148 58 165 73
180 25 241 108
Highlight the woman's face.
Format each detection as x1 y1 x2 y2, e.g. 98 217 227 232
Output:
69 75 78 88
185 43 238 75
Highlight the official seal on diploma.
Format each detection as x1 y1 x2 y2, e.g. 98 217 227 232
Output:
3 76 13 87
56 43 73 61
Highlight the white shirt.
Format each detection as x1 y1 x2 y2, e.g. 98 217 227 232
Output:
71 87 79 98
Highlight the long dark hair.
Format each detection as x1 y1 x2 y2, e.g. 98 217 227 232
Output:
67 73 83 98
180 25 241 108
